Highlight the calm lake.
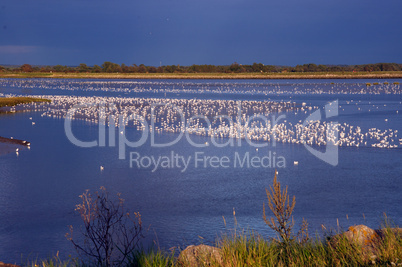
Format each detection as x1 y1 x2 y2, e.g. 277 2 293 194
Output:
0 78 401 263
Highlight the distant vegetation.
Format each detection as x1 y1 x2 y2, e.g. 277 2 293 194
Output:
1 62 402 74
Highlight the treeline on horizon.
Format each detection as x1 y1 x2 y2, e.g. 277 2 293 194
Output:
1 62 402 74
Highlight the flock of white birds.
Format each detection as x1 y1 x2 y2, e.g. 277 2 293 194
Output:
0 79 400 95
0 79 400 148
3 93 400 149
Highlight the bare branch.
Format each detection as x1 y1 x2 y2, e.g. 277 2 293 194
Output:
67 187 144 266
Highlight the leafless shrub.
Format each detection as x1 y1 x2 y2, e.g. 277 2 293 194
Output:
66 186 143 266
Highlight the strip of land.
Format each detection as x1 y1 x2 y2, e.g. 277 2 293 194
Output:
1 71 402 79
0 137 29 156
0 97 49 154
0 97 51 108
0 136 30 146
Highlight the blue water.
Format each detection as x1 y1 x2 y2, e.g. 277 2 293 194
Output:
0 79 401 263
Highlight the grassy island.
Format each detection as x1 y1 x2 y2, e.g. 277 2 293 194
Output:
0 97 51 108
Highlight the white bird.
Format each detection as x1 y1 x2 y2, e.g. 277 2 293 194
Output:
100 166 104 171
294 161 299 165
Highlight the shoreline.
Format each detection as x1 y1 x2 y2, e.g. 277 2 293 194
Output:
0 136 30 146
0 136 30 156
1 72 402 80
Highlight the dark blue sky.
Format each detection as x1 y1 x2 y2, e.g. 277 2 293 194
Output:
1 0 401 66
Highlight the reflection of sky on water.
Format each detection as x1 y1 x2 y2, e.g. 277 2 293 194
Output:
0 79 401 263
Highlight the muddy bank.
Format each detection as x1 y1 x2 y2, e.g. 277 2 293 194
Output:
0 137 30 156
0 136 30 146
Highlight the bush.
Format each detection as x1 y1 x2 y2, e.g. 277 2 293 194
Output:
263 171 308 244
66 187 143 266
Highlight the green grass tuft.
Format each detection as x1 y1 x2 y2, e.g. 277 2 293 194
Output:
24 254 78 267
129 249 176 267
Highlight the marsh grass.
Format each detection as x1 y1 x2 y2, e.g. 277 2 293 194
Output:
34 177 402 266
374 216 402 265
26 221 402 267
129 249 176 267
213 227 399 266
210 230 368 267
217 231 275 266
0 97 51 108
24 253 77 267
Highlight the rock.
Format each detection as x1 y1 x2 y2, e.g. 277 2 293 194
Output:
330 225 402 264
178 244 222 266
343 225 380 249
330 225 380 261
